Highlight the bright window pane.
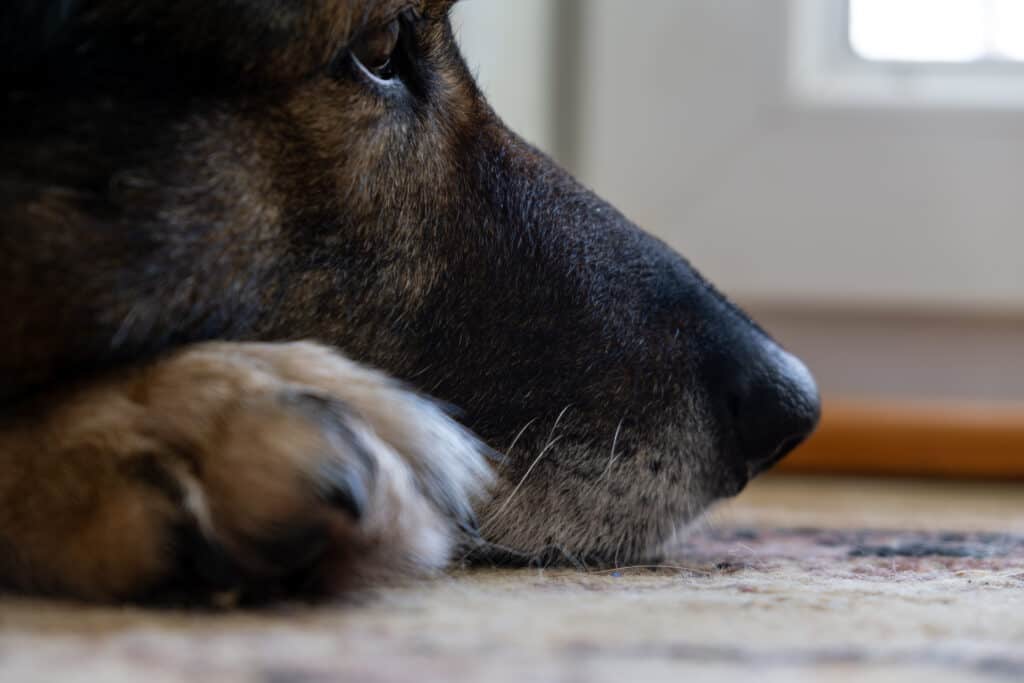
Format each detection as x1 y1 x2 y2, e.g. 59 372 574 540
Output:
851 0 986 62
850 0 1024 63
993 0 1024 59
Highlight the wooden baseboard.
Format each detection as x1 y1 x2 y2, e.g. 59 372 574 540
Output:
777 397 1024 480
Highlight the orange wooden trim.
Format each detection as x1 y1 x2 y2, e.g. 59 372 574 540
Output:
778 397 1024 480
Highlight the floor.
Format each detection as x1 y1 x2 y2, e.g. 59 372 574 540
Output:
2 476 1023 682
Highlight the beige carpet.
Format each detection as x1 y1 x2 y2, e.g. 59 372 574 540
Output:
2 476 1022 682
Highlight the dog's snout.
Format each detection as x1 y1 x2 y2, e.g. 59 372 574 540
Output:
719 339 820 476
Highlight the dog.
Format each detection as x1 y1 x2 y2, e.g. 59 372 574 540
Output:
0 0 820 602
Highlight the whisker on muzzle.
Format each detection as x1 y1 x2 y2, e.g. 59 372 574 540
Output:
479 405 572 533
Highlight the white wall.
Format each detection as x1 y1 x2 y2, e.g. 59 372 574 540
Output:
576 0 1024 313
450 0 556 154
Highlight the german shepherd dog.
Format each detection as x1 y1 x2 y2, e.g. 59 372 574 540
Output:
0 0 820 602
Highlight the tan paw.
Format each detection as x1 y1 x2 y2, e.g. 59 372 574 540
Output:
0 342 491 602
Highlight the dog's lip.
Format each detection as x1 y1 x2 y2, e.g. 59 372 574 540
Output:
716 432 807 499
746 432 809 478
719 461 751 497
730 474 750 496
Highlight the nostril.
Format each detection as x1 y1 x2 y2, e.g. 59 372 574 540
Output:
740 426 809 473
765 432 809 467
755 431 811 478
777 433 807 456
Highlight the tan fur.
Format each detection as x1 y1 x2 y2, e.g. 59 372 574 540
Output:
0 342 489 601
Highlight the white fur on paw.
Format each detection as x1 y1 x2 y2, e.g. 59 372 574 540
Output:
233 341 493 521
193 342 494 583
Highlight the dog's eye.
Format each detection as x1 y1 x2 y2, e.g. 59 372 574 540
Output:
351 18 401 83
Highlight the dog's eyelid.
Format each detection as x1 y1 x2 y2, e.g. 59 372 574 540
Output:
364 4 422 39
352 19 400 69
334 7 426 90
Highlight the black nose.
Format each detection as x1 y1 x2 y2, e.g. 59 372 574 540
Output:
720 338 821 476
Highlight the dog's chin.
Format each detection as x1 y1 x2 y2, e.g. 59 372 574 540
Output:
466 438 750 566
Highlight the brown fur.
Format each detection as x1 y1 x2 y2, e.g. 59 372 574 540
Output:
0 342 487 600
1 0 819 602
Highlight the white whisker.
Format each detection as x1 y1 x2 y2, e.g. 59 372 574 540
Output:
548 404 572 443
613 536 625 568
601 415 626 480
482 434 565 530
497 417 538 469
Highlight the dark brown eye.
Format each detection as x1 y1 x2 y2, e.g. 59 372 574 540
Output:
351 18 401 82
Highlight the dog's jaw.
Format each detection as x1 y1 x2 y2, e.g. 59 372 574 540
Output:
468 396 727 566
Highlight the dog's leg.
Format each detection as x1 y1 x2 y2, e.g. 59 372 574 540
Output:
0 342 491 602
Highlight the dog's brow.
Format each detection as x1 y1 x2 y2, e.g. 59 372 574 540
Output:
387 0 456 19
355 0 426 25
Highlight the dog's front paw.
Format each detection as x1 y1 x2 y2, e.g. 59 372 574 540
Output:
147 342 493 600
0 342 490 602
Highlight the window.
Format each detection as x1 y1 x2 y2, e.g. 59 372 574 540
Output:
789 0 1024 109
850 0 1024 63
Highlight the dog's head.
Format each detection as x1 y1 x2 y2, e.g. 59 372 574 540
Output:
4 0 819 563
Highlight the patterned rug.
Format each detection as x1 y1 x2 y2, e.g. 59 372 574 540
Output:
675 526 1024 572
2 523 1022 682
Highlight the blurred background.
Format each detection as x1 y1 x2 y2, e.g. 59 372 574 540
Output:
452 0 1024 479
